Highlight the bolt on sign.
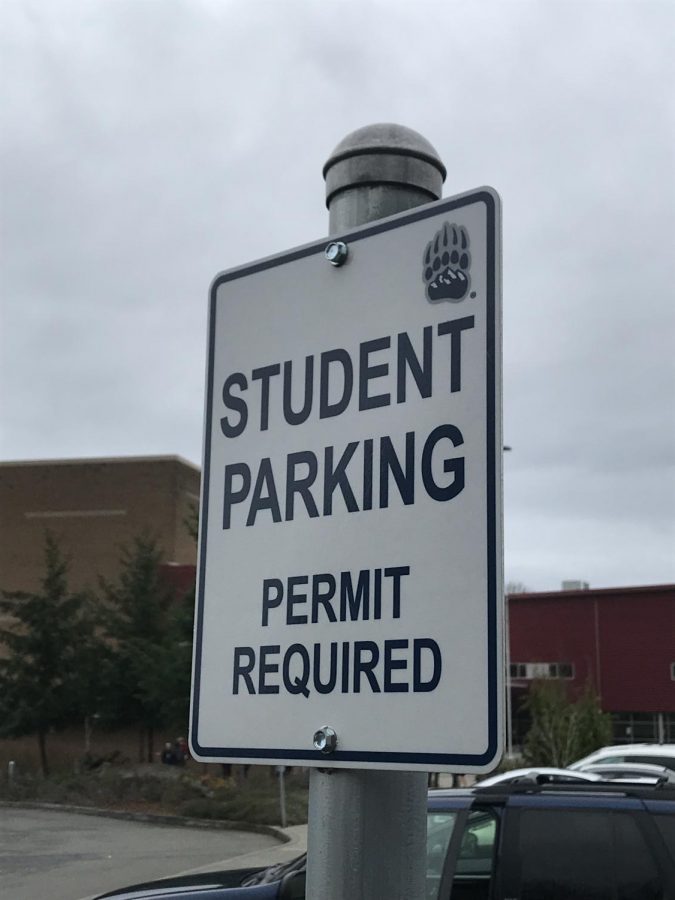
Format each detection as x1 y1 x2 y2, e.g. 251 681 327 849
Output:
190 188 503 772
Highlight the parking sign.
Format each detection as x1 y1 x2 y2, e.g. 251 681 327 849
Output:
190 188 503 772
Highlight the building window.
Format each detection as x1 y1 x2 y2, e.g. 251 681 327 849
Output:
611 712 660 744
613 712 675 744
666 714 675 742
670 662 675 681
509 662 574 680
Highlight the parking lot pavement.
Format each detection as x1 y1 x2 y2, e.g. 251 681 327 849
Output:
190 822 308 875
0 807 285 900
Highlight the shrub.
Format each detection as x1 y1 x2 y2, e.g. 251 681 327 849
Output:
523 681 612 767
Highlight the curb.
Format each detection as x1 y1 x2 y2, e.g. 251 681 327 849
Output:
0 800 291 843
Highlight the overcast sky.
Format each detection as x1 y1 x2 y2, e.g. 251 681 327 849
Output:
1 0 673 592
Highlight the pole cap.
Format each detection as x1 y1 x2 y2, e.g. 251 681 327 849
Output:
323 123 446 209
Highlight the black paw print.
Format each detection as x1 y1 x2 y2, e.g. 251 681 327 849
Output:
423 222 472 303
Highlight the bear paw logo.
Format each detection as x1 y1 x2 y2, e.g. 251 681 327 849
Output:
423 222 472 303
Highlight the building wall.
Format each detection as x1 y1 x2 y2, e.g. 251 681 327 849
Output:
509 592 600 698
508 584 675 715
0 456 200 594
596 589 674 712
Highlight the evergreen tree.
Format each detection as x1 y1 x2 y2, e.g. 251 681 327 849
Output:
185 502 199 543
157 588 195 731
0 533 101 775
98 533 174 762
156 501 198 734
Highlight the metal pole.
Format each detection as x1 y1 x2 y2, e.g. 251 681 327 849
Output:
277 765 288 829
306 124 446 900
503 449 513 759
505 591 513 759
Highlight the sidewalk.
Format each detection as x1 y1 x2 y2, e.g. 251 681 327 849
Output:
191 823 308 874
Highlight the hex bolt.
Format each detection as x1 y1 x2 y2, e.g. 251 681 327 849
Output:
324 241 349 266
313 725 338 754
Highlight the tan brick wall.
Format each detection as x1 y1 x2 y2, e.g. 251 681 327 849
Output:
0 456 200 594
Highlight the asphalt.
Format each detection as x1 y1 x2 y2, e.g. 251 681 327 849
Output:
0 805 292 900
0 775 464 900
194 823 308 872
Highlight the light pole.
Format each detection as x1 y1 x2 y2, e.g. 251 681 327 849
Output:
503 445 512 759
505 588 513 759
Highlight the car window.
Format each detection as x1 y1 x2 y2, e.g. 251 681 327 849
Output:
511 809 665 900
449 808 498 900
632 756 675 774
426 812 458 900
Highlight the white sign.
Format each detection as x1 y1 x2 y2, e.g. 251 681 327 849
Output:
190 188 503 772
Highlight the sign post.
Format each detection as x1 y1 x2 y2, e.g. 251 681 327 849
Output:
190 124 503 899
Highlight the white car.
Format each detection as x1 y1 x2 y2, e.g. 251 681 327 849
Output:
577 761 675 784
477 767 602 787
569 743 675 775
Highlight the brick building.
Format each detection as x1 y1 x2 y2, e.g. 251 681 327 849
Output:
0 456 200 594
508 583 675 746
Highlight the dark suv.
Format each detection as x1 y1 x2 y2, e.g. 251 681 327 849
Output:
428 782 675 899
98 782 675 900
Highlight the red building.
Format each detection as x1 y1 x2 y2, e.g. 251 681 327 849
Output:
508 583 675 746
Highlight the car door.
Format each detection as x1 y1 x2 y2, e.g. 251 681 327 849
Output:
498 796 675 900
433 804 502 900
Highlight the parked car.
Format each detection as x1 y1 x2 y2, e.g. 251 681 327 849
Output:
96 782 675 900
578 761 675 784
476 766 602 787
570 742 675 774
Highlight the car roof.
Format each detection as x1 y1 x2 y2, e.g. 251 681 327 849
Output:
580 761 674 777
574 743 675 756
586 743 675 753
581 761 669 770
570 744 675 769
428 788 475 808
477 767 602 786
429 782 675 806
